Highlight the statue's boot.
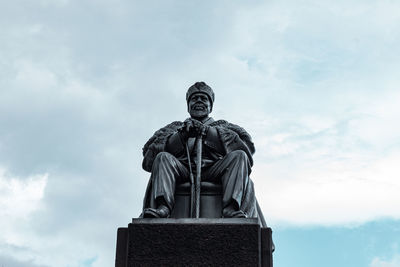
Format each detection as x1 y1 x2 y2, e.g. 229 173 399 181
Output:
143 205 170 218
222 201 247 218
223 209 247 218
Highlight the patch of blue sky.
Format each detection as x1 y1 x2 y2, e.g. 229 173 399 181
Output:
274 218 400 267
80 256 97 267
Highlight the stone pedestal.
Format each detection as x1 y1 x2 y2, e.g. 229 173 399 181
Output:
116 218 273 267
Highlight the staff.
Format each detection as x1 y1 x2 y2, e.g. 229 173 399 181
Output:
194 131 204 218
185 142 195 218
184 119 206 218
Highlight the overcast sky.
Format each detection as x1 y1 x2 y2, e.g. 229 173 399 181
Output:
1 0 400 266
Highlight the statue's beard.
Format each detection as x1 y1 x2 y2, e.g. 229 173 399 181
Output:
190 104 209 118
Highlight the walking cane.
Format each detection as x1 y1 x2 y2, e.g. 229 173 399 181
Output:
194 136 201 218
184 123 205 218
185 142 195 218
194 127 206 218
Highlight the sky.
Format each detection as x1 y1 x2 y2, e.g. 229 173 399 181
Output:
1 0 400 266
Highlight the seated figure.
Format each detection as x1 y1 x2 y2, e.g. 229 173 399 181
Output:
141 82 263 221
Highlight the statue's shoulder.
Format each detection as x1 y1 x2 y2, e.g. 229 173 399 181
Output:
142 121 183 156
148 120 183 139
209 119 229 126
211 119 255 155
150 121 183 139
162 121 184 131
210 120 248 134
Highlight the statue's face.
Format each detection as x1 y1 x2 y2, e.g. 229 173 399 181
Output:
188 92 212 119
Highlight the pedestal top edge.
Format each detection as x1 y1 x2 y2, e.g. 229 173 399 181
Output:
131 218 259 225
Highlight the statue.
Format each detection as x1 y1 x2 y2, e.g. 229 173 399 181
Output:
141 82 264 222
115 82 274 267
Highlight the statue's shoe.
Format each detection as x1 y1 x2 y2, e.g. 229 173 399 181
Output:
143 205 170 218
223 210 247 218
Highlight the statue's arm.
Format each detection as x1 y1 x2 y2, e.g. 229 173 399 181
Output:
142 121 183 172
225 122 256 155
165 131 186 156
213 120 255 166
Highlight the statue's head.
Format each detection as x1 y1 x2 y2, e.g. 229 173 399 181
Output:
186 82 214 120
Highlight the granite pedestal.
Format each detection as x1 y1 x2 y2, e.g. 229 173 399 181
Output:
116 218 273 267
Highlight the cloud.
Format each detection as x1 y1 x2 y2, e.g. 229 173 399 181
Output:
0 167 47 219
0 254 49 267
0 0 400 266
0 168 114 266
370 254 400 267
252 89 400 225
0 167 47 265
254 152 400 225
0 168 47 224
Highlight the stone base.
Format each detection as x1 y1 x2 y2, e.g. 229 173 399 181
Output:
116 218 273 267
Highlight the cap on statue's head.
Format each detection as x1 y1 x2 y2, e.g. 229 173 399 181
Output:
186 82 215 106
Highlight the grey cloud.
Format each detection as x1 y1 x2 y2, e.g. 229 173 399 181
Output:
0 254 49 267
1 0 400 266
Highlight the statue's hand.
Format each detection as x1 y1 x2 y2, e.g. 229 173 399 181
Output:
191 119 209 136
180 119 195 138
182 118 208 137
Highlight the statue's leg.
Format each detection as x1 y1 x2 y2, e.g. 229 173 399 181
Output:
203 150 251 217
150 151 189 212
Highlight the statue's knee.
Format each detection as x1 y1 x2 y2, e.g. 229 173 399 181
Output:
152 152 175 170
154 152 172 162
228 150 248 162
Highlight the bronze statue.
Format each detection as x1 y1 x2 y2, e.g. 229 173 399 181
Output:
141 82 264 221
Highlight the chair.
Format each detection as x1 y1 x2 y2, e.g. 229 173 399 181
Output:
170 181 222 218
